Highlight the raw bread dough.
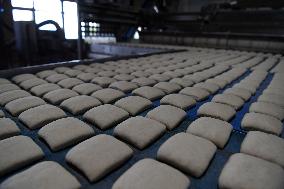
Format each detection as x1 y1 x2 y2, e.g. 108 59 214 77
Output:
66 134 133 182
160 93 196 110
91 77 117 87
132 86 165 100
240 131 284 167
131 77 157 86
157 132 216 177
169 78 194 87
61 95 101 115
223 87 251 101
241 112 282 135
57 78 84 89
72 83 102 95
0 90 31 106
0 136 44 176
91 88 125 104
12 74 37 84
30 83 61 96
5 96 46 116
45 74 69 83
0 118 20 140
197 102 236 121
109 81 138 93
43 89 79 105
154 82 182 94
0 161 81 189
38 117 94 151
249 101 284 120
20 78 47 90
114 96 152 116
114 116 166 149
186 117 232 148
19 104 66 129
0 84 20 94
36 70 57 79
146 105 186 130
194 82 220 94
83 104 129 130
112 158 190 189
212 93 245 110
179 87 210 101
218 153 284 189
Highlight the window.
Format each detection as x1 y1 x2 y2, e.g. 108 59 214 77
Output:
63 1 78 39
11 0 79 39
12 9 33 21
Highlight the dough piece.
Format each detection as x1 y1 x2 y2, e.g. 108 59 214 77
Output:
249 101 284 120
114 74 135 81
131 77 157 86
54 66 72 73
45 74 69 83
241 131 284 167
112 158 190 189
241 112 282 135
163 71 183 78
0 78 11 85
43 89 79 105
116 68 133 74
223 87 251 101
154 82 182 94
0 161 81 189
91 77 117 87
169 78 194 87
30 83 61 97
36 70 57 79
146 105 186 130
179 87 210 101
76 72 97 82
64 69 83 77
83 104 129 130
258 93 284 107
206 78 228 88
194 82 220 94
97 71 117 77
0 136 44 176
131 71 151 78
0 118 20 140
149 74 171 82
157 133 216 177
114 116 166 149
19 104 66 129
160 93 196 110
198 102 236 121
0 84 20 94
0 90 31 106
114 96 152 116
60 95 102 115
57 78 84 89
38 117 94 151
19 78 47 90
72 83 102 95
218 153 284 189
109 81 138 93
12 74 37 84
91 88 125 104
5 96 46 116
0 110 4 117
234 83 257 94
212 94 245 110
186 117 232 148
66 134 133 182
132 86 165 100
